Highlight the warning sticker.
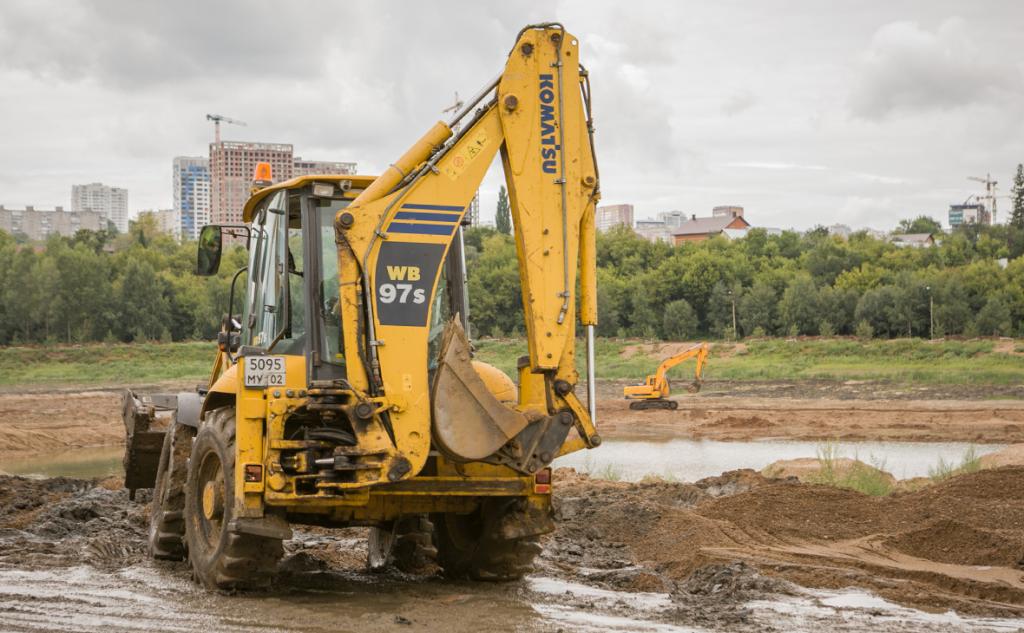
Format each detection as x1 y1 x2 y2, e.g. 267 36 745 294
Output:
442 129 490 180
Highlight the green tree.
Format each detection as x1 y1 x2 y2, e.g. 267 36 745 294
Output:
738 281 778 336
1011 164 1024 229
855 286 898 337
974 295 1012 336
706 281 741 338
495 185 512 235
896 215 943 235
662 299 698 340
778 274 821 335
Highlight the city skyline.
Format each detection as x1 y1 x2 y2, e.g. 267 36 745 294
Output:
0 2 1022 231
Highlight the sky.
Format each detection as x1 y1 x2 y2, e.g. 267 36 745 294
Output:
1 0 1022 231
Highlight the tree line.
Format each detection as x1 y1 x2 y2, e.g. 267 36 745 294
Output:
2 193 1024 345
465 216 1024 341
0 218 246 345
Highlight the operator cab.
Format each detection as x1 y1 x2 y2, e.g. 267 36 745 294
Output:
196 167 466 385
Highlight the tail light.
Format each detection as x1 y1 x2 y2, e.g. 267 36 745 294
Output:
533 467 552 494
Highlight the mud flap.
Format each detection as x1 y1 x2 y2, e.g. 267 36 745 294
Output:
432 320 530 461
122 390 167 498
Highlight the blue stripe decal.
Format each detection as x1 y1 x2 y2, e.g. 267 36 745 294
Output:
394 211 462 222
400 203 465 212
387 222 457 236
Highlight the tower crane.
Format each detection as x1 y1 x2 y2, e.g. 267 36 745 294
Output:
206 114 247 144
968 174 998 224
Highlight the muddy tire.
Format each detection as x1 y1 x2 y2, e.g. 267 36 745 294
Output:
148 421 195 560
433 505 540 581
367 515 437 573
184 407 283 590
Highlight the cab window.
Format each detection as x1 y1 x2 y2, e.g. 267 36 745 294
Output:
243 191 306 353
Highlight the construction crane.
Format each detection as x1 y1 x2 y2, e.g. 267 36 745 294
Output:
968 174 999 224
206 114 247 143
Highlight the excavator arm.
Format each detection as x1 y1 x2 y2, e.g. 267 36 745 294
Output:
324 24 600 486
652 343 709 396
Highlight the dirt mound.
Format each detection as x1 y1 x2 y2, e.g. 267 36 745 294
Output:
886 520 1021 567
981 443 1024 468
552 466 1024 616
700 415 775 430
762 457 896 486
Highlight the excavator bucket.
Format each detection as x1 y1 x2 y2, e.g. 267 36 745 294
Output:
431 320 529 461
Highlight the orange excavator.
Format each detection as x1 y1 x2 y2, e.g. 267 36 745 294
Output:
623 343 709 410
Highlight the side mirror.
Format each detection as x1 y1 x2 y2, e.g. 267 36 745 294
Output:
196 225 223 276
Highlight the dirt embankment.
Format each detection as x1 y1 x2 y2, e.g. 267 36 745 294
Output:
4 384 1024 460
598 393 1024 444
0 392 124 457
547 466 1024 618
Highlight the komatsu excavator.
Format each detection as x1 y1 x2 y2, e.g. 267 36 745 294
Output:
121 23 601 589
623 343 709 410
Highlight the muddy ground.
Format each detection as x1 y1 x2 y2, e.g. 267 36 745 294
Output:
3 380 1024 459
1 468 1023 632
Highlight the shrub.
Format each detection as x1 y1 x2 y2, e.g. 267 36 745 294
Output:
855 319 874 340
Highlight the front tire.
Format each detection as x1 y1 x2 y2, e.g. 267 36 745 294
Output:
148 420 195 560
184 408 282 590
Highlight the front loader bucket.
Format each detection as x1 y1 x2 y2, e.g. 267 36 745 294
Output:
121 390 166 498
431 320 529 461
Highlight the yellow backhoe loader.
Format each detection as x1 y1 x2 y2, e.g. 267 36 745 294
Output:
121 23 602 589
623 343 709 410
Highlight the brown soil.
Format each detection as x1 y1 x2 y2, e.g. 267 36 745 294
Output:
0 391 123 457
2 468 1022 630
4 383 1024 462
762 456 897 486
598 388 1024 444
547 466 1024 617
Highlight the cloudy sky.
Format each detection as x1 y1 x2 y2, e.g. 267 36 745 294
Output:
1 0 1022 230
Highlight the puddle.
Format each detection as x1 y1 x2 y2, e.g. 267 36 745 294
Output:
1 439 1007 483
555 439 1005 482
750 587 1024 632
0 446 123 478
0 565 698 633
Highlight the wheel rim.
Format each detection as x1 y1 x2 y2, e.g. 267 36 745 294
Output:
195 450 226 550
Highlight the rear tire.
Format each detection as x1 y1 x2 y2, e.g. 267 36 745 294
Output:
367 515 437 573
148 421 195 560
433 503 540 581
184 407 283 590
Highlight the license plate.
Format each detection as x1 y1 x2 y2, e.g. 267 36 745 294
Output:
244 355 286 388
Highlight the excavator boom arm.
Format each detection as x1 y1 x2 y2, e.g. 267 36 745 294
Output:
653 343 709 394
331 24 600 484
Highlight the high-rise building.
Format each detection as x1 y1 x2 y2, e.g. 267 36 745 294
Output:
209 141 294 225
948 203 989 228
0 205 104 240
71 182 128 233
595 204 634 231
173 156 211 240
292 157 357 177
